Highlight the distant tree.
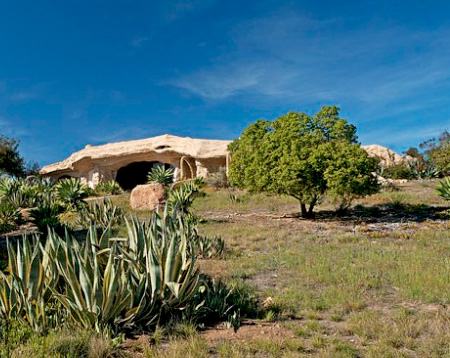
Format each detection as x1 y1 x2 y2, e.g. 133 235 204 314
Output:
0 135 25 177
228 106 380 218
420 130 450 176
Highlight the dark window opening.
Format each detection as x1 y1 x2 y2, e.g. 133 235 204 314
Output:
155 145 170 150
116 161 173 190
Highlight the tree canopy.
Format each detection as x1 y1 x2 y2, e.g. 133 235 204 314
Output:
228 106 380 218
0 135 25 177
0 135 39 177
419 130 450 176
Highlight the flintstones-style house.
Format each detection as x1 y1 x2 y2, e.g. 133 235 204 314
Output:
40 135 231 190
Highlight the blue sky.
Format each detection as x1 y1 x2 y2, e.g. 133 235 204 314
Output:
1 0 450 165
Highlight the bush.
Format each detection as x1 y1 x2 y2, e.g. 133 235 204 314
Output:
206 167 228 188
94 181 123 196
381 164 414 180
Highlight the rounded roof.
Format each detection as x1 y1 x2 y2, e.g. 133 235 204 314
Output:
40 134 231 174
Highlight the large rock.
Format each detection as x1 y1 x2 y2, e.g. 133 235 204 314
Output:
362 144 412 167
130 183 166 211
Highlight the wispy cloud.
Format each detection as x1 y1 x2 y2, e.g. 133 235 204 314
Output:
0 116 29 137
9 90 39 102
6 82 46 102
169 64 262 99
167 8 450 113
130 36 149 47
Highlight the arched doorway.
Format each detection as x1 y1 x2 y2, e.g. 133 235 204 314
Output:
115 161 173 190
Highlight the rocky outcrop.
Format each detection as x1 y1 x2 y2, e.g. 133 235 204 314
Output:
362 145 412 167
130 183 166 211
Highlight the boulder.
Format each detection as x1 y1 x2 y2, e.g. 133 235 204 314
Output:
362 144 412 167
130 183 166 211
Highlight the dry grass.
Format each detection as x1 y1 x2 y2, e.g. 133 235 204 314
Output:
115 180 450 357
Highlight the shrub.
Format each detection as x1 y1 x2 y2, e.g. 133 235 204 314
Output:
381 164 414 180
0 201 23 233
206 167 228 188
147 166 174 187
94 181 123 196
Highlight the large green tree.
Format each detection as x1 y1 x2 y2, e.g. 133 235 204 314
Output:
228 106 380 218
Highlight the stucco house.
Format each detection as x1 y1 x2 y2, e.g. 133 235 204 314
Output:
40 134 231 190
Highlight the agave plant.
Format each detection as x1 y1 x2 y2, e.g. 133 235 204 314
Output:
0 177 17 201
0 206 236 334
78 199 124 229
147 166 174 187
56 178 88 211
194 235 226 259
29 201 64 234
167 180 205 216
0 201 23 233
0 237 58 332
437 177 450 201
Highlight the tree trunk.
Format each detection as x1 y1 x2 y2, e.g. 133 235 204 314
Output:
299 199 316 219
300 202 307 218
308 198 317 217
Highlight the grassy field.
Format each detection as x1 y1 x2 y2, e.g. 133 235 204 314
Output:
127 180 450 358
8 180 450 357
